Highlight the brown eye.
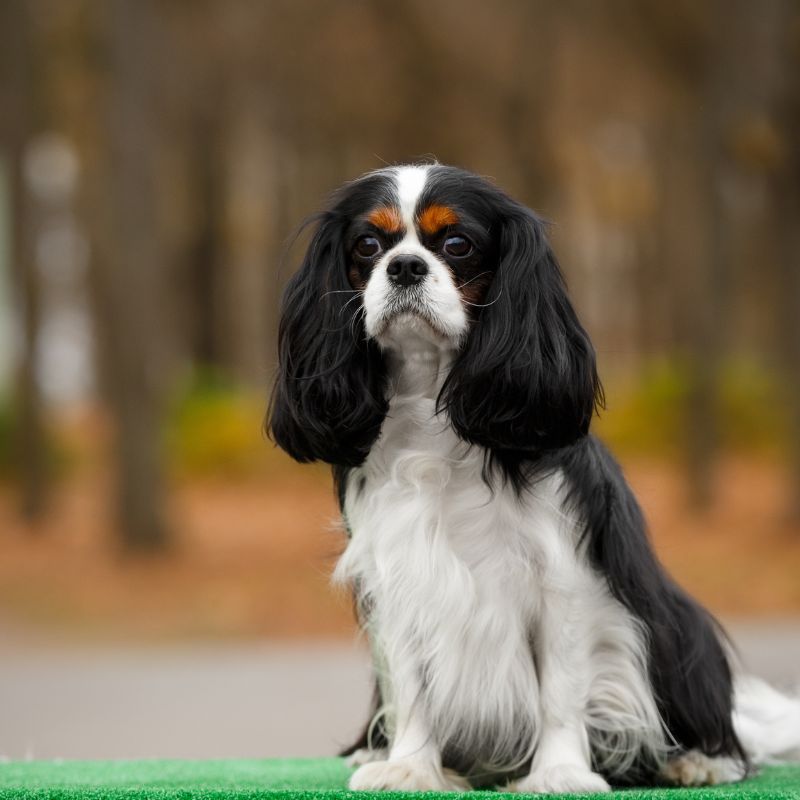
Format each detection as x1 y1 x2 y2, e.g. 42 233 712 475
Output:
354 236 382 259
443 235 473 258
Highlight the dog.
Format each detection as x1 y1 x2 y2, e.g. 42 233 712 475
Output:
269 164 800 792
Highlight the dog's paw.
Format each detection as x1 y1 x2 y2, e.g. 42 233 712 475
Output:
662 750 746 786
509 764 611 794
349 759 470 792
345 747 389 768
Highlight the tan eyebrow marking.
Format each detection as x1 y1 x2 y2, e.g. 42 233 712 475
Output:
367 206 404 234
418 204 459 235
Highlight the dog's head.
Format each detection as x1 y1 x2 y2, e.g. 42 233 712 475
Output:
269 164 602 468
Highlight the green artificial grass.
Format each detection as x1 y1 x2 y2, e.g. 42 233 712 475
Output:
0 758 797 800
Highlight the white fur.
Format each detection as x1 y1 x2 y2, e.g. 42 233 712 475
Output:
348 758 471 792
394 165 430 222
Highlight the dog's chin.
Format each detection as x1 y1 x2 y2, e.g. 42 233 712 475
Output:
368 309 454 351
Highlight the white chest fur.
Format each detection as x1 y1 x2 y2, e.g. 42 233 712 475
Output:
336 322 558 768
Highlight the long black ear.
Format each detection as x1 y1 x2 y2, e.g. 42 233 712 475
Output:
440 206 602 461
268 213 387 466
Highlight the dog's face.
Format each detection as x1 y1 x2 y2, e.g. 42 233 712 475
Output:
270 164 601 469
344 166 498 349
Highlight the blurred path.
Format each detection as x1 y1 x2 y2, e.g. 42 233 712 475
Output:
0 620 797 761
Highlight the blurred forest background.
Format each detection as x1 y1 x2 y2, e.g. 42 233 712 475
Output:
0 0 799 641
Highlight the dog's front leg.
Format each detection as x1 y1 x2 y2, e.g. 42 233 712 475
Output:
348 672 470 792
510 591 612 794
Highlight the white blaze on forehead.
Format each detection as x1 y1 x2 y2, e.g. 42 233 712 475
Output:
392 166 430 235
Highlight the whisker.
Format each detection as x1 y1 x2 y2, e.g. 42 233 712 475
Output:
339 292 364 316
456 271 491 290
462 288 503 308
348 304 367 339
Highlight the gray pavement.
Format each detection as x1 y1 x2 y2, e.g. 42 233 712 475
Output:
0 620 797 761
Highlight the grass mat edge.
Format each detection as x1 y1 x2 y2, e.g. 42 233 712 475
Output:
0 758 797 800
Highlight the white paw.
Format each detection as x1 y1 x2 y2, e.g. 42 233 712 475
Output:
662 750 746 786
345 747 389 767
509 764 611 794
349 759 470 792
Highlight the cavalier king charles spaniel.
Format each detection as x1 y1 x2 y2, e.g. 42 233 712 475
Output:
269 164 799 793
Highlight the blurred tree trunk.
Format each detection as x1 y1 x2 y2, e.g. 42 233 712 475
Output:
99 0 170 552
781 172 800 522
683 4 745 510
658 119 725 510
770 3 800 522
221 101 278 384
502 0 557 208
0 0 48 522
684 92 726 511
187 108 224 368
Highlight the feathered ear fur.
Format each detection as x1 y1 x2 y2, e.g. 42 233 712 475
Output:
440 206 602 464
268 213 388 466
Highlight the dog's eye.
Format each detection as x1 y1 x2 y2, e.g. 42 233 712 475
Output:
443 235 473 258
354 236 382 259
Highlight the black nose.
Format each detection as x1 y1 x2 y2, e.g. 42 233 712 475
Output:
386 255 428 287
